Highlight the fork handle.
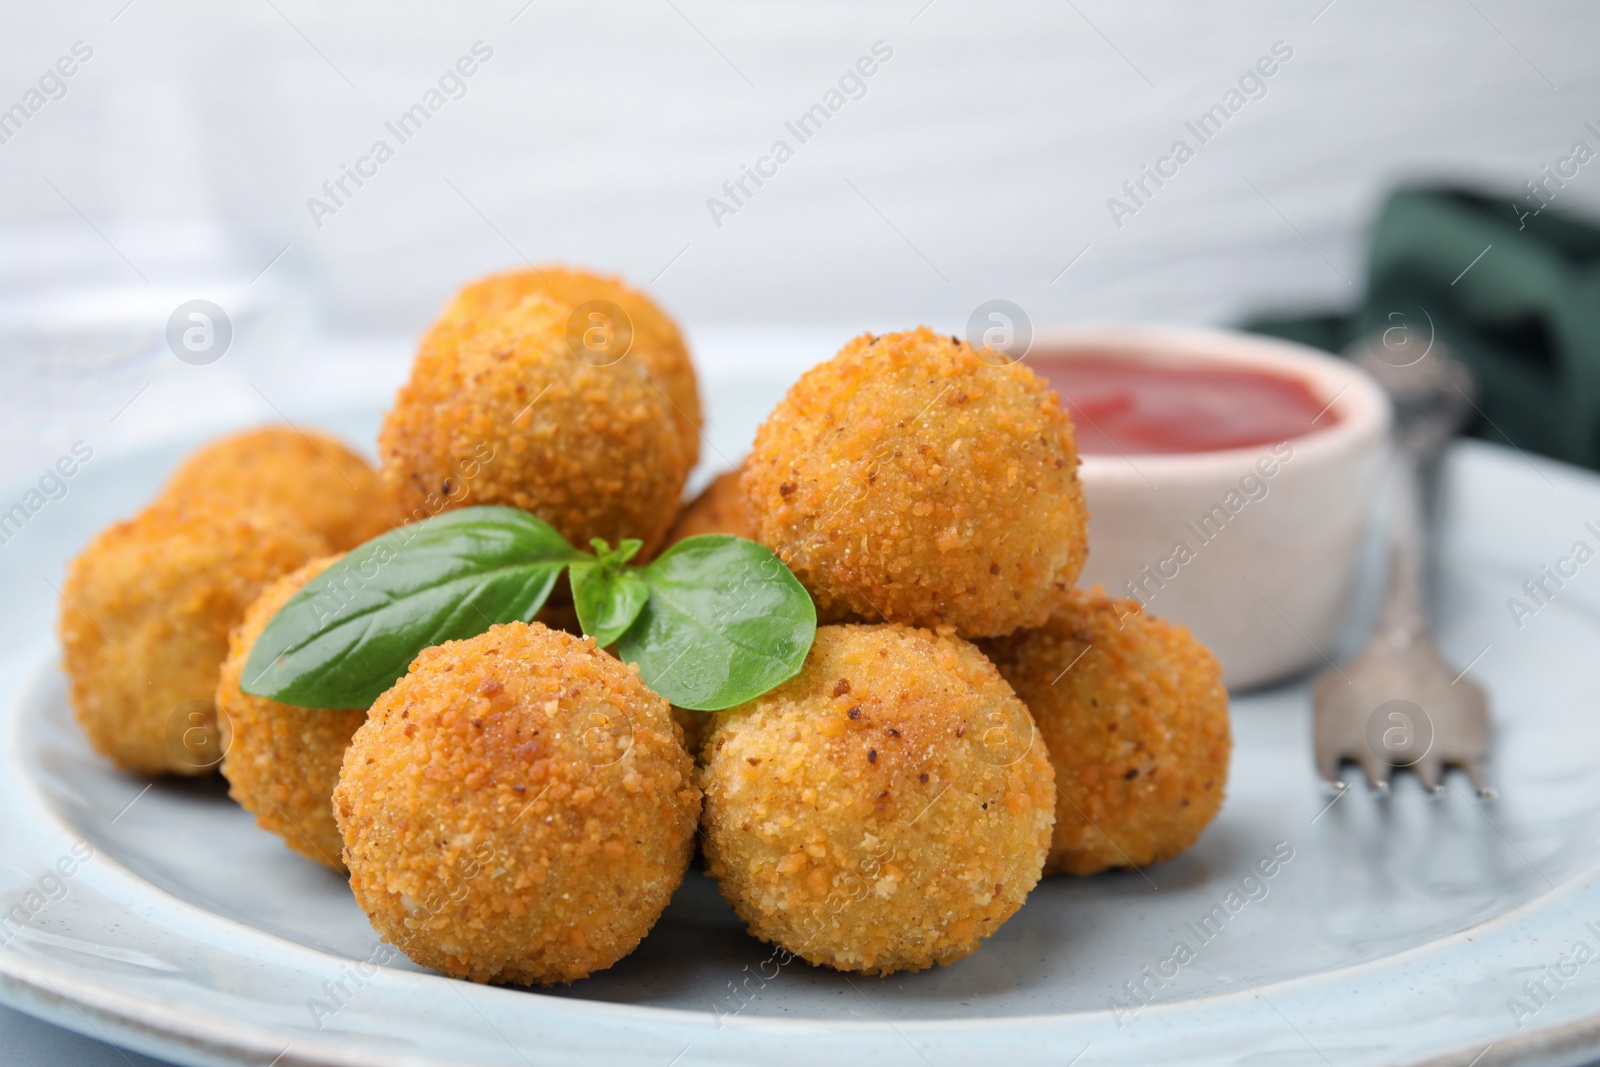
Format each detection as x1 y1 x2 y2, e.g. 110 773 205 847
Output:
1374 448 1428 646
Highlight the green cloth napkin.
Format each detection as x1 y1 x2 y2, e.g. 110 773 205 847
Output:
1243 187 1600 468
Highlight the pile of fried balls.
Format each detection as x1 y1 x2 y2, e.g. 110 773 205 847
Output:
58 266 1230 984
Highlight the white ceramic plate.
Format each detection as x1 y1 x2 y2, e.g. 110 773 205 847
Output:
4 395 1600 1067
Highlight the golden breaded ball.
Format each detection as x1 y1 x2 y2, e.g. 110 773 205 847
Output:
59 501 329 775
745 328 1088 638
379 294 688 555
217 555 365 872
421 266 702 467
334 622 700 985
162 425 397 551
664 468 754 549
701 624 1054 975
982 589 1231 876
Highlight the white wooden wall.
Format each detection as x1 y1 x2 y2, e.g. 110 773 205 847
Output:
0 0 1597 489
1 0 1594 339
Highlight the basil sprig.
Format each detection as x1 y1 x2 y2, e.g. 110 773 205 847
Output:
619 535 820 711
569 539 651 647
240 506 816 712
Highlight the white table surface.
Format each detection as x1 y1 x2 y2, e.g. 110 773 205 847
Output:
2 1003 175 1067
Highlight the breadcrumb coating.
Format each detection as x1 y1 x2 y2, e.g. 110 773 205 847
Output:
701 624 1054 975
379 294 688 555
334 622 700 985
217 555 365 871
161 425 398 551
745 328 1088 637
420 265 702 467
59 501 328 775
664 468 754 548
982 589 1231 876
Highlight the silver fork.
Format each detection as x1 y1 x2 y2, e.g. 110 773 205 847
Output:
1311 329 1493 796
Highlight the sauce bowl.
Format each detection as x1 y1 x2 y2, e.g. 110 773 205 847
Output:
1030 325 1391 690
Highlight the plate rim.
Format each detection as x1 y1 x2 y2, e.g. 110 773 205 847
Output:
7 436 1600 1067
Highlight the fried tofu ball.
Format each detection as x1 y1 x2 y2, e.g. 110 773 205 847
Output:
701 624 1054 975
420 266 702 466
664 468 754 548
217 555 365 872
59 501 328 775
379 294 688 555
746 328 1088 638
334 622 700 985
982 589 1231 876
162 425 397 551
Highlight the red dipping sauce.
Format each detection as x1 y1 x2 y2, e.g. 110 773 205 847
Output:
1032 355 1334 455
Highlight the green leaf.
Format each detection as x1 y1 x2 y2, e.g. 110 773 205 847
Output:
570 544 651 647
618 535 817 711
588 538 643 569
241 506 588 709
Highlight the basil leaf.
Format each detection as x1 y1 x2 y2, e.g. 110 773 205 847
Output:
570 562 650 647
241 506 587 709
618 535 816 711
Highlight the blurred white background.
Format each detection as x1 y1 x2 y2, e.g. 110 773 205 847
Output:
0 0 1596 475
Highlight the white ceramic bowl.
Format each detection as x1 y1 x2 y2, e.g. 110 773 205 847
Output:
1030 325 1391 690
